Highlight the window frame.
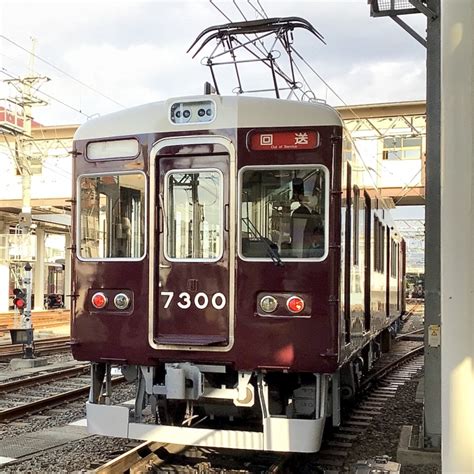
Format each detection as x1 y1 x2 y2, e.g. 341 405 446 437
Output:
237 164 330 263
353 185 360 266
391 240 398 278
85 137 140 162
373 215 386 273
163 167 224 263
382 135 423 161
76 170 147 262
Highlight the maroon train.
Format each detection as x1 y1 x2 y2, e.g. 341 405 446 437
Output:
71 95 405 453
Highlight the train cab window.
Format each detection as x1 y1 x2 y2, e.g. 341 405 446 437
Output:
78 173 145 260
240 166 327 261
165 170 223 261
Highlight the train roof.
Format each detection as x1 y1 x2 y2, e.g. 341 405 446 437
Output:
74 95 343 141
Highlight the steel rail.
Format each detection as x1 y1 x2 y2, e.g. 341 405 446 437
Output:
95 441 185 474
0 364 89 393
0 336 70 361
0 375 124 422
395 328 424 340
360 344 424 390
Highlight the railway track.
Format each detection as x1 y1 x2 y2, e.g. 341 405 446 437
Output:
94 441 186 473
0 364 124 422
94 340 424 473
309 352 424 470
0 336 71 362
95 442 284 473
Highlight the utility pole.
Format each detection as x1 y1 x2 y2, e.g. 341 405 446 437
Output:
2 39 49 358
4 39 49 230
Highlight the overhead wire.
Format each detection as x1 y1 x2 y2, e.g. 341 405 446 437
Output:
207 1 382 188
256 0 269 18
0 35 125 108
41 162 72 180
284 42 426 196
32 86 93 120
393 169 424 205
247 0 264 18
206 1 382 191
0 67 93 119
209 0 232 21
233 0 248 20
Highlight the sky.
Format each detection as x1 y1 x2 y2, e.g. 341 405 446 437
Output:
0 0 427 126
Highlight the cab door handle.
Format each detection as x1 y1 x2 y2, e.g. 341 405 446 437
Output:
224 204 229 232
157 206 164 233
158 193 166 234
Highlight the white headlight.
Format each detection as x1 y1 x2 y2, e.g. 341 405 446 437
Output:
114 293 130 310
260 295 278 313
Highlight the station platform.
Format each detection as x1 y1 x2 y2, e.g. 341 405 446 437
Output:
0 309 70 344
0 424 90 466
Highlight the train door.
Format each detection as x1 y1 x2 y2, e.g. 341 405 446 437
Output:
386 227 391 317
395 242 400 311
364 192 371 331
344 163 352 343
151 139 234 350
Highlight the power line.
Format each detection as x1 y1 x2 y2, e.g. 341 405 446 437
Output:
209 0 232 21
32 86 93 120
0 34 125 108
0 68 93 119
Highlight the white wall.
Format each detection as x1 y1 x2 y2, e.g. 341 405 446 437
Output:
441 1 474 472
0 264 9 312
0 146 72 200
352 130 424 190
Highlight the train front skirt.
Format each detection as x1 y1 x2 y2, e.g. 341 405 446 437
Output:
85 375 329 453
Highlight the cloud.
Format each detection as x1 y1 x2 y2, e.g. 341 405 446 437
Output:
326 60 425 105
0 0 427 125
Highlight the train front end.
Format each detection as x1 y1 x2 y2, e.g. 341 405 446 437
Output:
71 95 343 453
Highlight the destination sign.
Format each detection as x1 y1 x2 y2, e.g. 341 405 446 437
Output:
249 131 319 151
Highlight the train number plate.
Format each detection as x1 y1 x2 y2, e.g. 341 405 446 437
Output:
160 291 226 310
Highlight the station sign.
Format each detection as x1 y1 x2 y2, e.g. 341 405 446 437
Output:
0 107 24 133
249 130 319 151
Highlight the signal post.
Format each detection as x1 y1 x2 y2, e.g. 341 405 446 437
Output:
9 261 48 369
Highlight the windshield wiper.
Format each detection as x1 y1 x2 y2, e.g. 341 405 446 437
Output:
242 217 284 266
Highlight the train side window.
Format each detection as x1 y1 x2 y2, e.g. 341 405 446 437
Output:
391 240 398 278
381 224 385 272
86 138 139 160
240 166 328 261
78 172 145 260
374 216 379 272
165 169 223 261
373 216 386 273
353 185 360 265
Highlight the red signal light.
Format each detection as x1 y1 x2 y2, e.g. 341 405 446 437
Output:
13 288 26 311
287 296 305 314
91 292 108 309
14 298 25 309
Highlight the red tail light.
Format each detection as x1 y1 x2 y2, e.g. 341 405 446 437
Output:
287 296 304 313
91 292 108 309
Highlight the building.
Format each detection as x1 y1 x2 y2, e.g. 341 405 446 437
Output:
0 100 426 311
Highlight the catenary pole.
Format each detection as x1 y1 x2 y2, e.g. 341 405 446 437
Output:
423 0 441 449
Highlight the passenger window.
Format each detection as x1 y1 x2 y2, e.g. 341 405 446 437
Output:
79 173 145 259
166 170 223 261
353 186 360 265
240 166 327 260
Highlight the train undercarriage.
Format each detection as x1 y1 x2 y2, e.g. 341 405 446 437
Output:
86 325 397 453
